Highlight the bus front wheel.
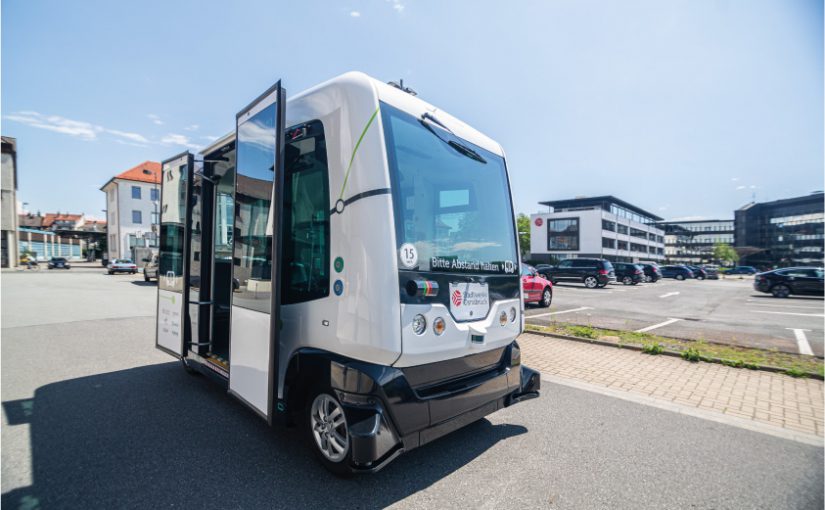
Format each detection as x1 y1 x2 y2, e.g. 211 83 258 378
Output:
307 390 354 476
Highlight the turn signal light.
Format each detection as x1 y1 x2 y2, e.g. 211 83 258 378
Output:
499 310 508 326
433 317 446 336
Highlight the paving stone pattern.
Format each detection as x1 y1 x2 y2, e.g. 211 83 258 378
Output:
519 332 824 437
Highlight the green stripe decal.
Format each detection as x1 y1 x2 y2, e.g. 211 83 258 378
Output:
338 106 381 201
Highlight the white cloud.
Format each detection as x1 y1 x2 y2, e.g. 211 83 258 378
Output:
388 0 404 12
730 177 739 182
350 10 361 17
107 129 150 144
749 185 758 189
4 111 102 140
183 124 200 131
735 185 746 190
161 133 191 145
202 135 219 141
147 114 164 125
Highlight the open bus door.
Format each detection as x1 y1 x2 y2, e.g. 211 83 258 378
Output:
156 152 194 358
228 82 287 423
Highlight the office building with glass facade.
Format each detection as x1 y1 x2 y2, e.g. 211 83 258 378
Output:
653 219 734 265
734 192 824 268
530 195 665 263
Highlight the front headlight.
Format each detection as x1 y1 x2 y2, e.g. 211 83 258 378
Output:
412 314 427 335
509 307 517 323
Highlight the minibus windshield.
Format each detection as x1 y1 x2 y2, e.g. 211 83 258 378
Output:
382 103 518 275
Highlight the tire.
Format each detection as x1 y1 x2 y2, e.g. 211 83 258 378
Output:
622 276 632 285
307 390 353 476
583 276 599 289
631 281 639 285
540 287 553 308
144 272 150 282
108 271 114 275
676 274 685 281
644 275 651 283
696 276 704 281
771 284 791 298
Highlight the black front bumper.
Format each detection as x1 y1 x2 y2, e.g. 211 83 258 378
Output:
330 342 540 472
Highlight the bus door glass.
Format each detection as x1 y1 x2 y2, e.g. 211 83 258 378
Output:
156 152 194 357
229 82 286 421
188 166 214 358
206 140 236 367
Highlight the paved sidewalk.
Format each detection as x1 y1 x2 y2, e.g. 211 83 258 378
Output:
519 332 824 440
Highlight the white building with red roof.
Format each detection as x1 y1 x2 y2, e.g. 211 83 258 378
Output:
100 161 161 261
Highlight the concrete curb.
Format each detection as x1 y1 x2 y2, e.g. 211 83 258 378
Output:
523 327 825 381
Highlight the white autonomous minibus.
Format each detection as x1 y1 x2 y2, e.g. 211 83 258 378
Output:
155 72 540 474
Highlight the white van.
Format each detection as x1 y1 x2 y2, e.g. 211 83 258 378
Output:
154 72 540 474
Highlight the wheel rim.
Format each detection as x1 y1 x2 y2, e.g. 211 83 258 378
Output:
774 286 789 298
310 393 349 462
543 290 552 306
585 277 597 288
623 277 631 285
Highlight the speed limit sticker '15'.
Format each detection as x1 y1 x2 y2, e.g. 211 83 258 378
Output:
399 243 418 269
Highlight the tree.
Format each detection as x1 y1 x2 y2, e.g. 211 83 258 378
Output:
516 213 531 259
712 243 739 266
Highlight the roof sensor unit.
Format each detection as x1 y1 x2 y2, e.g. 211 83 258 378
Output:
387 79 417 96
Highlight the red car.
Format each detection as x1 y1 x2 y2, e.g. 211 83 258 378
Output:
522 264 553 307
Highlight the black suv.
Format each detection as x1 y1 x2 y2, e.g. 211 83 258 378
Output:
661 265 694 280
641 264 661 283
613 262 644 285
686 265 707 280
754 267 824 298
539 258 616 289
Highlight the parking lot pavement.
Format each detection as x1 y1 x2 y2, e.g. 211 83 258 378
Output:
527 277 825 356
2 271 823 509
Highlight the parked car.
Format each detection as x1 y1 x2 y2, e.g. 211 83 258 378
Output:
701 265 720 280
108 258 138 275
661 265 694 280
539 258 616 289
47 257 71 270
686 265 708 280
613 262 644 285
641 263 662 283
754 267 824 298
521 264 553 307
726 266 758 275
142 255 159 282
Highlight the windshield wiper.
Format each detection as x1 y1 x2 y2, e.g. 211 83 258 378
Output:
419 113 487 164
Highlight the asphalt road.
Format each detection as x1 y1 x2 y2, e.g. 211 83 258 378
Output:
2 270 823 509
526 277 825 356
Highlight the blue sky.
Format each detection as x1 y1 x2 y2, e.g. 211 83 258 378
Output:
2 0 822 220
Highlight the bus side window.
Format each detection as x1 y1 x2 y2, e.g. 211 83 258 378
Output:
282 120 330 304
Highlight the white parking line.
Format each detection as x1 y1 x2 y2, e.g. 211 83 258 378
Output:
528 306 593 319
787 328 814 356
635 318 682 333
659 292 680 298
750 310 824 318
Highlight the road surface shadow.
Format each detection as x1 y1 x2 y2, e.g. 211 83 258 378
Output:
1 363 526 509
129 281 156 287
748 294 824 301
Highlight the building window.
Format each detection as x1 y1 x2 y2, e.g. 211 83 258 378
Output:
630 227 647 239
602 237 616 249
602 219 616 232
547 218 579 251
132 186 141 199
617 240 628 250
132 210 142 224
617 224 628 235
150 188 159 201
151 212 159 225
